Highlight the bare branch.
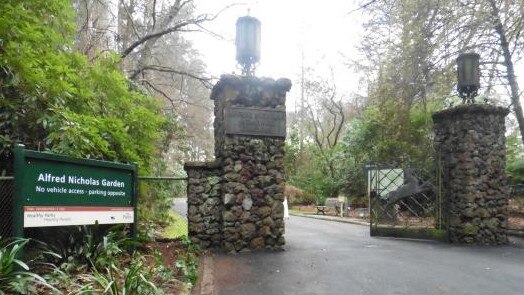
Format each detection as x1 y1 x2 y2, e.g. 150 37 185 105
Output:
152 0 157 30
121 2 238 58
324 90 338 148
141 80 212 111
346 0 380 16
142 80 174 106
120 0 141 40
122 18 206 57
305 100 324 150
131 65 214 89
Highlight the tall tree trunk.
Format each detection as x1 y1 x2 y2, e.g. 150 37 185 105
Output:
489 0 524 144
74 0 90 52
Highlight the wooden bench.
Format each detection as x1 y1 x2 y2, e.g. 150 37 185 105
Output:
315 205 330 215
316 198 343 215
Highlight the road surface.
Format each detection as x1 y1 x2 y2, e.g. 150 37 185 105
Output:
172 197 187 220
201 216 524 295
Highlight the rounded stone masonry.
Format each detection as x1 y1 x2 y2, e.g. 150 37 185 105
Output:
184 161 222 249
212 75 290 253
433 104 509 245
185 74 291 253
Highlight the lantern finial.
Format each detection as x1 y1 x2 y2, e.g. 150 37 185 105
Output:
235 14 261 76
457 52 480 103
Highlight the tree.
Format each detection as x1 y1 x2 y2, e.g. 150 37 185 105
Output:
0 0 165 174
286 66 357 200
484 0 524 145
303 78 347 180
71 0 220 163
335 0 456 196
355 0 524 146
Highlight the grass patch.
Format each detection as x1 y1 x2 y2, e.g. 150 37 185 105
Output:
162 211 188 239
289 209 312 216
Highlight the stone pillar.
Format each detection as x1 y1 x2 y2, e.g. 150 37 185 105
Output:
212 75 291 252
184 161 222 249
433 105 509 244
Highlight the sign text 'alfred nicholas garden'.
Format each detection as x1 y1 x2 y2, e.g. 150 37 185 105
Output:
13 145 137 236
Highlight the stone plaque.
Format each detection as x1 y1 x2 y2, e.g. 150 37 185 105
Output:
224 107 286 137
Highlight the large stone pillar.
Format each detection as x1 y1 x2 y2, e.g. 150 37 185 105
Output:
433 105 509 244
212 75 291 252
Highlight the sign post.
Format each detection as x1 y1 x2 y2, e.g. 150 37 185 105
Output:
13 145 137 239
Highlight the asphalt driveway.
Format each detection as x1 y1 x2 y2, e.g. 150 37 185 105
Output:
197 216 524 295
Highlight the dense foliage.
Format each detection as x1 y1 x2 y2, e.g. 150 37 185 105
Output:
0 0 184 232
0 230 200 294
0 0 165 174
0 1 208 293
286 100 437 205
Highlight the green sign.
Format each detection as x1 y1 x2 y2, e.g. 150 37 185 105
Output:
24 158 133 207
13 145 137 237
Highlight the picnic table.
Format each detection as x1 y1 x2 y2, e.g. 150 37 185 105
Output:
316 198 347 216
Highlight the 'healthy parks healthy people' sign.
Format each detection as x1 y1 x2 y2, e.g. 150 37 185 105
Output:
13 145 137 236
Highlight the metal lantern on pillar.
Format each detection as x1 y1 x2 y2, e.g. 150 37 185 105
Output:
236 15 261 76
457 53 480 103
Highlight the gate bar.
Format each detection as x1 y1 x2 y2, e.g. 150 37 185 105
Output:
138 176 187 181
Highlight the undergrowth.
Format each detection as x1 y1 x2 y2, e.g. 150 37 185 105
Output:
0 214 197 294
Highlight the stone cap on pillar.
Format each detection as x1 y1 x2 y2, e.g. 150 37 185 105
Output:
432 104 509 123
211 74 292 106
184 160 222 171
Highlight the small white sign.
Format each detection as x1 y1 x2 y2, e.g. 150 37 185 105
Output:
24 206 134 227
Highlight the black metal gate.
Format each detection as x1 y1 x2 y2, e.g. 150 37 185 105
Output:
0 176 14 238
367 163 446 241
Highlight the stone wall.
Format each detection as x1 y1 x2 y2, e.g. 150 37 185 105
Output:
185 161 222 249
185 75 291 253
433 104 509 244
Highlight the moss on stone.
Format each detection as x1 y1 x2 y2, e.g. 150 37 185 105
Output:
462 223 479 235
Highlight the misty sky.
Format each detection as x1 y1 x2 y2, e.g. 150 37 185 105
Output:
189 0 524 109
189 0 363 109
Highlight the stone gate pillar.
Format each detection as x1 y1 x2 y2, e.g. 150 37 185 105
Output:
185 74 291 253
211 75 291 252
433 105 509 244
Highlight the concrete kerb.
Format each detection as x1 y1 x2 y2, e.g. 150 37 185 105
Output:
191 254 216 295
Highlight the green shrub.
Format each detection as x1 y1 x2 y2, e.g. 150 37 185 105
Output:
293 192 317 205
0 238 58 294
508 159 524 184
172 237 200 287
0 0 166 173
175 254 198 287
349 195 369 208
31 224 131 272
81 256 159 295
